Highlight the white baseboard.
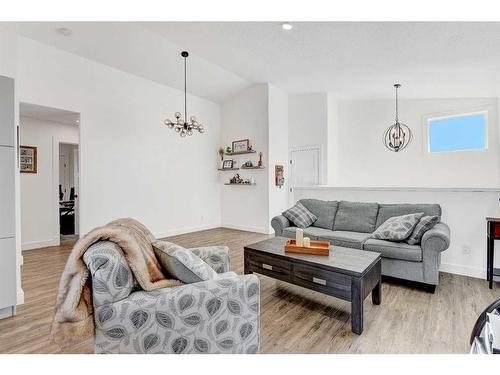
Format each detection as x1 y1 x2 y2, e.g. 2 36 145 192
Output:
440 262 486 280
17 288 24 305
221 223 273 235
22 237 59 250
156 223 221 239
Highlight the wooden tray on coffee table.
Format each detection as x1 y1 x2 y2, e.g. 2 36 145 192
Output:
285 239 330 256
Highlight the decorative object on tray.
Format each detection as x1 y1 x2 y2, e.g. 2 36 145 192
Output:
275 165 284 188
222 159 234 169
232 139 250 153
20 145 37 173
163 51 204 137
218 147 224 161
258 151 263 167
296 228 304 246
284 239 330 256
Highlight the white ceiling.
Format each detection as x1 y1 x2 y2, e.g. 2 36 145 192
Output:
20 102 80 125
16 22 251 103
15 22 500 101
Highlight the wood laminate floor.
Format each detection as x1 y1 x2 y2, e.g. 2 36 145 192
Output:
1 227 499 354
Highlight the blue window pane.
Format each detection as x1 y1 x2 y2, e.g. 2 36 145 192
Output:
429 113 486 153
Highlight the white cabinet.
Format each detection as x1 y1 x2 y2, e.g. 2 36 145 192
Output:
0 146 15 239
0 237 16 310
0 76 14 147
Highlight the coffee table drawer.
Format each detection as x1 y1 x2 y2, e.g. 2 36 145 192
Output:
247 253 291 282
292 263 351 300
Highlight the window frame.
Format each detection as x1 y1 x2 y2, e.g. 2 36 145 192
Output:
424 110 489 154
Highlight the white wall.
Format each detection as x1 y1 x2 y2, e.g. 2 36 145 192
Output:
335 98 499 188
268 85 289 229
20 116 79 250
294 186 500 279
17 37 222 238
289 93 328 183
220 84 270 233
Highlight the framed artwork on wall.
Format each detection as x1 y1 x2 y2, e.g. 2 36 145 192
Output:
232 139 250 153
20 145 37 173
222 159 234 169
275 165 284 188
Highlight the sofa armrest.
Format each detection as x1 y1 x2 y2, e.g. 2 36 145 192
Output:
94 274 260 354
271 215 291 236
421 222 450 253
188 246 230 273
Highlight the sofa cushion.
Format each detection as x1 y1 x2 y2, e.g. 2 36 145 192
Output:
299 199 338 230
153 240 217 283
333 201 379 233
371 212 424 241
375 203 441 228
363 239 422 262
406 215 440 245
282 202 317 228
326 231 371 250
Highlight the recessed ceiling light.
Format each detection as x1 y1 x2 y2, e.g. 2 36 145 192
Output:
281 23 293 31
56 27 73 37
75 119 80 123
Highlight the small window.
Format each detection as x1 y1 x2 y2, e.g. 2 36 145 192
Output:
428 112 487 153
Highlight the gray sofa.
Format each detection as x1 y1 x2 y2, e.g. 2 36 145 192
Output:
83 241 260 354
271 199 450 292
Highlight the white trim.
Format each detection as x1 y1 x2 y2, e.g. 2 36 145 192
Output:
440 262 485 280
292 185 500 192
423 109 489 154
21 237 59 250
221 223 273 235
16 288 24 305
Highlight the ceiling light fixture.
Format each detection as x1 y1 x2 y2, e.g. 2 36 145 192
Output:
164 51 204 137
56 27 73 37
383 83 412 152
281 23 293 31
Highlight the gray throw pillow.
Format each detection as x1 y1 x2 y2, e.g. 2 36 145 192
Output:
406 215 439 245
371 212 424 241
282 202 317 228
153 240 217 283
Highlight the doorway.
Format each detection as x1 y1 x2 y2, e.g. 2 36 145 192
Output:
19 102 80 250
289 145 321 205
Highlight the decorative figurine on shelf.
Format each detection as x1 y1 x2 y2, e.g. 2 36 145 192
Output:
225 146 232 154
230 173 243 184
258 152 263 167
244 160 253 168
248 144 254 152
218 147 224 161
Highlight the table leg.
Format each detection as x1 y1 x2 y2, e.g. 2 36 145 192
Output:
488 236 494 289
351 277 363 335
244 252 252 275
372 281 381 305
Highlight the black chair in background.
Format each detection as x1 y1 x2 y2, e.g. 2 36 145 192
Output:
470 297 500 354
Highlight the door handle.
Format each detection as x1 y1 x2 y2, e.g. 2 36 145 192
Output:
262 264 273 271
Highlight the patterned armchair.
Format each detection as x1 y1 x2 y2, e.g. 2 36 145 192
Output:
82 241 260 354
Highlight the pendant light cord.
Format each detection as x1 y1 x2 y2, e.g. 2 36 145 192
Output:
184 55 187 124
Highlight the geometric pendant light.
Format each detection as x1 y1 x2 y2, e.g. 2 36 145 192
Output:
383 83 412 152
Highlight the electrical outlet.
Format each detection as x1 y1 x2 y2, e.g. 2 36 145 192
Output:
462 245 471 255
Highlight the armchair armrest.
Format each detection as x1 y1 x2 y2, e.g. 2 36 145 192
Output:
188 246 230 273
271 215 291 236
94 274 260 354
421 222 450 253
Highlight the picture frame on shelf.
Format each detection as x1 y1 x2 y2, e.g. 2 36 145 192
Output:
20 145 37 173
222 159 234 169
232 139 250 153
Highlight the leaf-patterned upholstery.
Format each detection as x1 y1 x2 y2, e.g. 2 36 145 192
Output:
188 246 230 274
83 241 260 354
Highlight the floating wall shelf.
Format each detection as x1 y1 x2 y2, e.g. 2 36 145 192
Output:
224 150 256 156
224 183 256 186
217 168 239 171
241 166 265 170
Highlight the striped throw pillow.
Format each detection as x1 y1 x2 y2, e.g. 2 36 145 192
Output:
282 202 317 228
406 215 439 245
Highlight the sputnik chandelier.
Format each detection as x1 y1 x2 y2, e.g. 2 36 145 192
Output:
383 83 412 152
164 51 204 137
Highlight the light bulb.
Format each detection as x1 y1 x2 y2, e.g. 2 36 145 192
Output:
178 119 185 126
175 112 182 119
175 127 181 133
190 115 196 122
187 129 193 136
198 125 204 133
180 130 187 137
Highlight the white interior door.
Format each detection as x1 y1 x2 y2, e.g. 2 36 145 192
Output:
73 146 79 235
59 153 69 200
290 146 320 190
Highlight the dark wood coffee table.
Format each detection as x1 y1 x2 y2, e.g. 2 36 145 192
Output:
244 236 381 334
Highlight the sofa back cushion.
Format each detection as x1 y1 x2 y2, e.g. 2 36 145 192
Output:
299 199 338 230
333 201 379 233
375 203 441 228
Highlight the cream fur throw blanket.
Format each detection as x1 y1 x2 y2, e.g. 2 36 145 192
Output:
51 218 180 346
